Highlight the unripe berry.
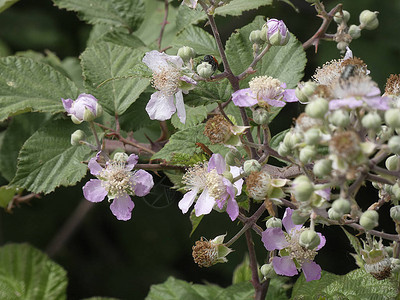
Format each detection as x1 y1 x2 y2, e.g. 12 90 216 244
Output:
243 159 261 175
249 30 264 44
304 128 321 145
328 208 342 221
114 152 129 162
332 198 351 214
362 112 382 130
359 10 379 30
388 136 400 155
225 149 242 167
295 81 317 103
392 183 400 200
337 41 348 52
253 108 269 125
260 263 276 278
292 175 314 202
385 109 400 129
299 146 316 164
299 229 321 250
266 217 282 229
329 110 350 127
305 98 329 119
385 155 399 171
70 130 86 146
177 46 196 61
313 159 332 177
334 10 350 24
390 205 400 222
359 210 379 231
197 62 214 78
278 142 291 156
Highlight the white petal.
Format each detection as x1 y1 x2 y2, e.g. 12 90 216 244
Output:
194 189 215 216
175 91 186 124
145 91 176 121
142 50 169 72
178 188 198 214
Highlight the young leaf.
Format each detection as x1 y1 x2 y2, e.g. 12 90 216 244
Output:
0 0 19 13
81 42 150 116
171 105 208 130
0 185 17 208
10 119 95 194
0 56 79 122
232 255 252 284
0 243 67 300
190 211 203 236
52 0 145 32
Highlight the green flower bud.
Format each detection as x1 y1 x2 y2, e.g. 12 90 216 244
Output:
313 159 332 177
348 24 361 39
177 46 196 61
70 129 86 146
359 210 379 231
260 263 276 278
391 258 400 273
83 106 97 122
266 217 282 229
225 148 242 167
243 159 261 175
222 170 234 182
295 81 317 103
249 30 264 44
197 62 214 78
299 145 316 164
283 131 300 149
385 246 394 257
253 108 269 125
378 126 393 142
385 155 399 171
334 10 350 24
337 41 348 52
291 209 309 225
388 136 400 155
385 109 400 129
359 10 379 30
278 142 291 156
361 112 382 130
328 208 343 221
113 152 129 162
390 205 400 222
329 110 350 127
304 128 321 145
305 97 329 119
299 229 321 250
292 175 314 202
392 183 400 200
332 198 351 214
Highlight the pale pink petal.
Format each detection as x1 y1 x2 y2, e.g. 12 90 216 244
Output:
208 153 226 174
283 89 298 102
224 179 239 221
178 188 198 214
315 188 330 201
180 75 197 85
282 207 302 232
146 91 176 121
230 166 243 195
232 88 258 107
329 98 363 110
302 261 322 281
131 169 154 196
174 91 186 124
142 50 170 72
262 227 289 251
343 47 353 60
83 179 107 203
265 98 286 107
194 188 215 216
164 53 184 68
315 232 326 251
126 154 138 171
62 98 73 114
364 96 390 110
272 256 298 276
88 157 103 176
109 194 134 221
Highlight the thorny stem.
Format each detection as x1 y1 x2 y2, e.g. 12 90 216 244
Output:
134 163 185 171
89 121 101 151
237 44 272 80
157 0 169 51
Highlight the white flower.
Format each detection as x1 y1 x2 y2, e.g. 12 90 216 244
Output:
143 50 196 124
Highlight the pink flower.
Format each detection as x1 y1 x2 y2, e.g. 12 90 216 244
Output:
62 93 102 124
262 19 290 46
83 152 154 221
262 208 326 281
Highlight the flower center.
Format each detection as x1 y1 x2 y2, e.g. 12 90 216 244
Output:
329 131 361 159
203 115 232 144
192 238 218 267
249 76 284 105
182 163 208 192
246 171 271 200
206 169 226 200
286 228 318 266
100 160 133 197
152 66 181 96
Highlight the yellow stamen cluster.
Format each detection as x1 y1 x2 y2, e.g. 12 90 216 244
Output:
246 171 271 201
249 76 283 107
100 160 133 197
205 169 226 200
151 66 181 96
182 163 208 192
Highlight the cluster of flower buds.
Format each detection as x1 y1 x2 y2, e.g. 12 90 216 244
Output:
249 18 290 52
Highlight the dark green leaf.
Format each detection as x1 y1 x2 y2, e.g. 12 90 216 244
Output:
190 211 203 236
270 129 290 151
0 0 19 13
232 255 252 284
171 105 208 130
174 26 219 57
184 79 233 105
0 185 17 208
0 243 67 300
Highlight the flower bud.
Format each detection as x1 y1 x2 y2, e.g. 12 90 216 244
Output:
359 210 379 231
378 126 393 142
332 198 351 214
313 159 332 177
177 46 196 62
361 112 382 130
304 128 321 145
113 152 129 162
62 93 102 124
299 229 321 250
388 136 400 155
348 24 361 39
329 110 350 127
334 10 350 24
291 209 309 225
260 263 276 278
385 155 399 171
299 145 316 164
243 159 261 175
266 217 282 229
70 129 86 146
359 10 379 30
252 108 269 125
385 109 400 129
197 62 214 78
278 142 291 156
292 175 314 202
305 97 329 119
390 205 400 222
225 148 242 167
328 208 342 221
295 81 317 103
261 19 290 46
283 131 300 149
249 30 264 44
392 183 400 201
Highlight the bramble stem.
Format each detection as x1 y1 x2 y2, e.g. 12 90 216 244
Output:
157 0 169 51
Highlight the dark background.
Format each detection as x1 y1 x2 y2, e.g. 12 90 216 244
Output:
0 0 399 299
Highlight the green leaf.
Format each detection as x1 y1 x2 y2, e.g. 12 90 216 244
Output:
0 243 67 300
0 56 79 122
266 278 290 300
52 0 145 32
0 113 49 181
341 227 362 256
0 185 17 208
190 210 203 236
0 0 19 13
232 255 252 284
152 124 227 162
184 79 233 105
171 105 208 130
100 31 147 50
225 16 306 88
174 26 219 57
10 119 95 194
291 269 398 300
146 276 255 300
270 129 290 151
81 42 150 116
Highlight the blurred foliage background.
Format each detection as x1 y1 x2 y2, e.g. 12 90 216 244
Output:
0 0 399 299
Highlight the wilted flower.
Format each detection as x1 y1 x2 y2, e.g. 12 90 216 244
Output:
143 50 196 124
232 76 297 108
261 207 326 281
203 115 248 145
178 154 243 221
192 234 233 267
83 152 154 221
62 93 102 124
